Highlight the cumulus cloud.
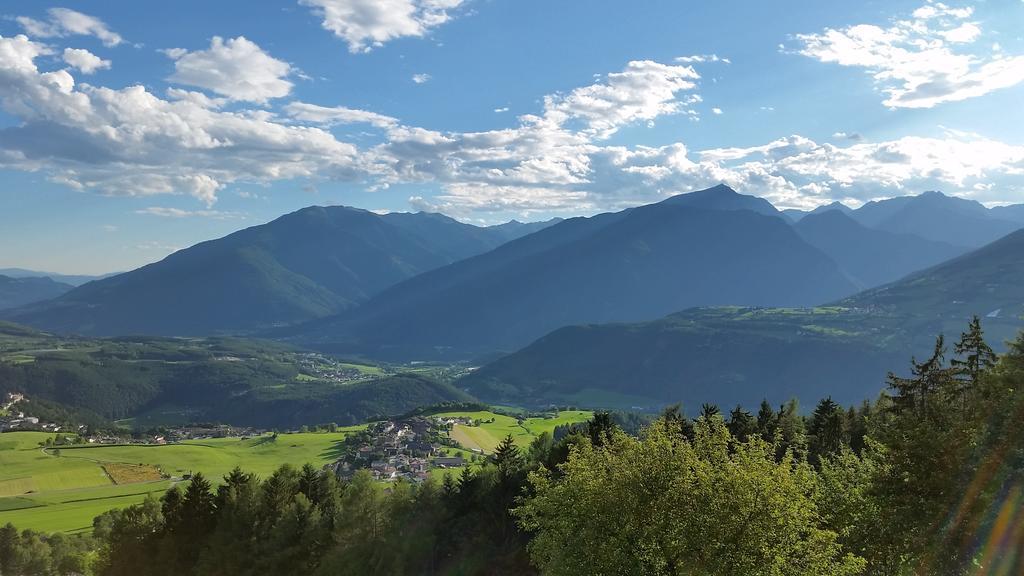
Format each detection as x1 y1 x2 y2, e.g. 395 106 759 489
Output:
166 36 293 103
284 101 399 128
793 2 1024 108
0 33 364 206
711 107 723 115
299 0 467 53
61 48 110 74
544 60 702 138
16 8 123 47
411 73 431 84
2 38 1021 221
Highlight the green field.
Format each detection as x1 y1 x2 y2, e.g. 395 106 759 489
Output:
437 410 591 453
0 428 363 533
0 411 594 533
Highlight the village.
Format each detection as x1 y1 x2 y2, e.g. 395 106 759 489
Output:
4 391 488 482
324 415 481 482
0 391 265 444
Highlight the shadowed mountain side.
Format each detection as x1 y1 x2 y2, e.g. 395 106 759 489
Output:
795 210 968 289
290 191 858 360
0 275 74 310
6 206 551 336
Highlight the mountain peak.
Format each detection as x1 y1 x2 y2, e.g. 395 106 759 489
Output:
659 184 778 216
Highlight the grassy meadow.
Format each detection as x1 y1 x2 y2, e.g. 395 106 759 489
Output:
0 411 592 533
436 410 591 453
0 428 363 533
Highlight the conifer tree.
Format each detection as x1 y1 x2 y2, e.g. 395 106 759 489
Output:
756 400 777 442
727 405 756 443
808 397 846 466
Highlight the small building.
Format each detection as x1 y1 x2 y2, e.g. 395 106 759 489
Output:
433 456 465 468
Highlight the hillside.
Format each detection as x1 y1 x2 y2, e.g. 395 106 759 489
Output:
290 185 858 359
5 207 543 336
839 228 1024 324
794 210 967 288
0 275 73 310
0 325 473 428
462 229 1024 411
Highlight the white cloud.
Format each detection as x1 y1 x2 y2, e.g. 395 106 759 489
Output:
61 48 110 74
165 36 293 103
3 39 1021 221
675 54 731 64
831 131 864 141
17 8 123 47
299 0 467 53
284 101 399 128
135 207 246 219
544 60 702 138
494 107 509 113
793 2 1024 108
411 73 431 84
0 33 365 207
711 107 723 115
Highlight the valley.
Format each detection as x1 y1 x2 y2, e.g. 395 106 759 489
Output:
0 409 591 533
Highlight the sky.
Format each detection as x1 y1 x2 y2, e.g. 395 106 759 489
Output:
1 0 1023 274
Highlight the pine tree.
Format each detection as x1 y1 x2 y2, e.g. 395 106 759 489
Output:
949 315 997 408
808 397 846 466
491 434 525 480
727 405 756 443
699 403 721 421
585 412 617 447
660 404 694 440
756 400 777 442
297 463 322 505
887 335 955 420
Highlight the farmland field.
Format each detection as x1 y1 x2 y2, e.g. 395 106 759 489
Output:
437 410 591 453
0 411 594 533
0 428 363 533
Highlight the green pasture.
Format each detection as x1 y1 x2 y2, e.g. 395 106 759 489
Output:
435 410 591 453
0 428 363 533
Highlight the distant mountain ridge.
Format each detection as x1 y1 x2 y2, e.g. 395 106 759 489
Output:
787 192 1022 248
794 210 967 289
462 228 1024 411
0 275 74 311
288 185 859 359
6 207 558 336
0 268 117 287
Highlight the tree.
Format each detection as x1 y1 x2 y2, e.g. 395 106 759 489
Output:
491 434 525 480
727 404 757 443
808 397 846 466
699 403 720 421
756 400 777 442
585 412 617 447
887 335 954 420
949 315 997 409
516 419 865 575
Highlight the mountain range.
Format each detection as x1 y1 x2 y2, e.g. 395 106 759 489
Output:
0 268 117 287
0 275 74 311
461 228 1024 410
785 191 1024 247
5 185 1022 370
289 186 858 358
5 207 557 336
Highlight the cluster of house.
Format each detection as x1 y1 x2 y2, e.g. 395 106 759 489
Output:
0 393 67 432
296 353 377 383
324 416 467 482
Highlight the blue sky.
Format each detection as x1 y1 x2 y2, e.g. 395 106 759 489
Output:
1 0 1023 274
